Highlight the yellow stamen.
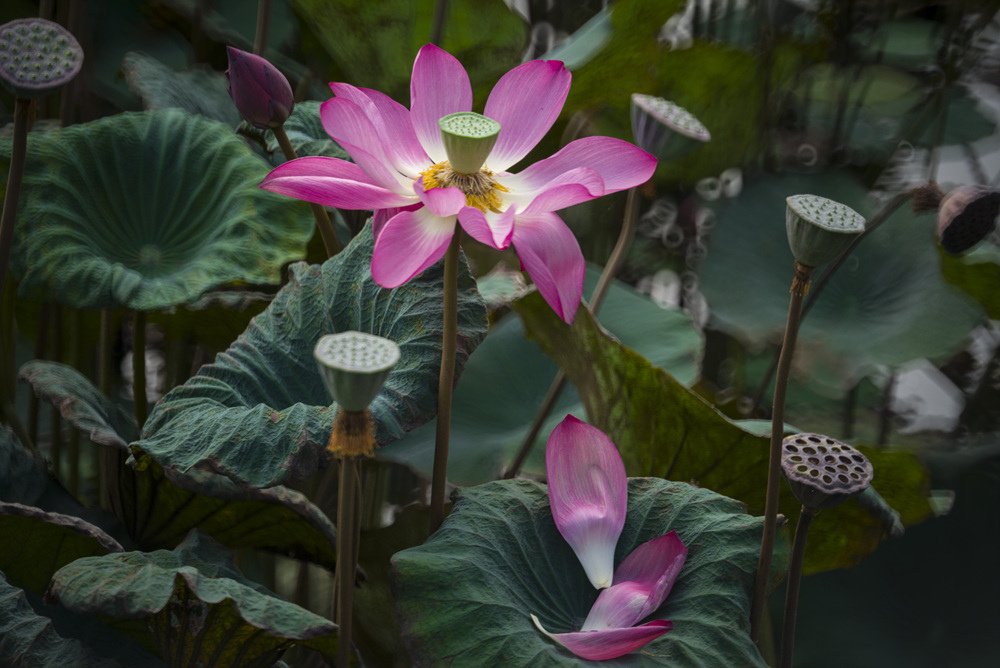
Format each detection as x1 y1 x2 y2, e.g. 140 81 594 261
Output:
421 161 509 213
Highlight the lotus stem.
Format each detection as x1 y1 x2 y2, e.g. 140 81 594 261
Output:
504 188 640 479
272 125 342 257
750 191 912 414
335 454 358 668
750 261 812 644
779 506 814 668
97 308 114 511
28 304 50 446
429 232 460 531
50 305 64 469
0 97 30 303
253 0 270 56
0 273 34 453
430 0 449 45
132 310 147 426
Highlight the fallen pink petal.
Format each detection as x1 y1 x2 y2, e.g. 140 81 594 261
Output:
531 615 674 661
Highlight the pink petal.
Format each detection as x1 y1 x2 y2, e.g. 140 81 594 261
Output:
582 532 688 631
484 60 571 171
371 207 456 288
329 82 429 176
532 615 673 661
373 203 421 240
512 212 585 324
414 179 466 217
260 156 413 210
457 205 514 250
545 415 627 589
410 44 472 164
519 166 605 214
505 136 656 195
320 97 410 193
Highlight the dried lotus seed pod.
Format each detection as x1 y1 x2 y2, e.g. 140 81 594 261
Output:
630 94 710 159
936 185 1000 255
781 433 873 511
0 18 82 98
785 194 866 268
314 331 400 413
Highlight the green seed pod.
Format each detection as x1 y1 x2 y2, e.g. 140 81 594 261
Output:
630 94 710 160
314 331 400 412
785 194 866 268
781 433 873 511
0 18 82 98
438 112 500 175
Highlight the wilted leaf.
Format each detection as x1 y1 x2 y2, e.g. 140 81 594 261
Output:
11 109 314 311
138 224 488 488
392 478 766 666
48 531 339 665
514 290 933 573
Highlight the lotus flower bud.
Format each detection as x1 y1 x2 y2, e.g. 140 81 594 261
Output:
936 185 1000 255
781 433 873 511
438 112 500 175
314 331 400 413
629 94 710 160
785 194 866 268
225 46 294 129
0 18 82 99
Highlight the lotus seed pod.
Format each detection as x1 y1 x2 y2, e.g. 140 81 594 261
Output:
781 433 873 511
0 18 83 99
936 185 1000 255
630 94 710 160
438 112 500 175
314 331 401 412
785 194 866 268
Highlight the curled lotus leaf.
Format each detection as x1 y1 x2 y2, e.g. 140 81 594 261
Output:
137 224 487 488
391 478 766 667
11 108 314 311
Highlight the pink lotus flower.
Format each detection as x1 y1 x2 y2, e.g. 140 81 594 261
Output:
536 415 687 660
260 44 655 323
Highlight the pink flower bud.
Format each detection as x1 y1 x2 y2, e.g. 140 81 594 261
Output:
225 46 293 129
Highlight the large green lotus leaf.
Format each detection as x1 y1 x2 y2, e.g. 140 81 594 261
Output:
699 171 982 392
137 224 488 488
379 269 703 483
19 361 340 567
289 0 526 102
0 502 123 595
10 109 314 311
48 530 339 664
940 242 1000 319
122 52 240 126
392 478 766 667
0 572 120 668
263 101 350 162
514 290 933 573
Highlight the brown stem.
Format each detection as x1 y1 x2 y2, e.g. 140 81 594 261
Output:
750 261 812 644
504 188 640 479
429 233 460 531
272 125 342 256
0 98 31 302
253 0 271 56
335 456 358 668
132 310 147 426
28 304 50 446
779 507 814 668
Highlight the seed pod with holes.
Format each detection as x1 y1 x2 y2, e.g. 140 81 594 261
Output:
630 94 710 160
314 331 401 413
781 433 873 511
0 18 83 99
937 185 1000 255
785 194 866 268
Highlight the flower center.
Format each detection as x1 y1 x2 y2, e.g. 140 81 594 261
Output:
421 161 509 213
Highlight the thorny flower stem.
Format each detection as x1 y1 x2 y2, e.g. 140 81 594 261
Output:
504 188 640 479
779 507 815 668
335 455 358 668
429 233 460 531
273 125 342 256
750 261 812 644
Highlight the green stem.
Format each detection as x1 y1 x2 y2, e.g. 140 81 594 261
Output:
779 507 814 668
28 304 50 446
750 261 812 644
0 98 30 303
272 125 342 256
335 455 358 668
429 233 460 531
504 188 640 479
253 0 271 56
132 310 147 426
97 308 114 511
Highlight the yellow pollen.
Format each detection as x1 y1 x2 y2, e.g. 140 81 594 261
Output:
421 161 509 213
